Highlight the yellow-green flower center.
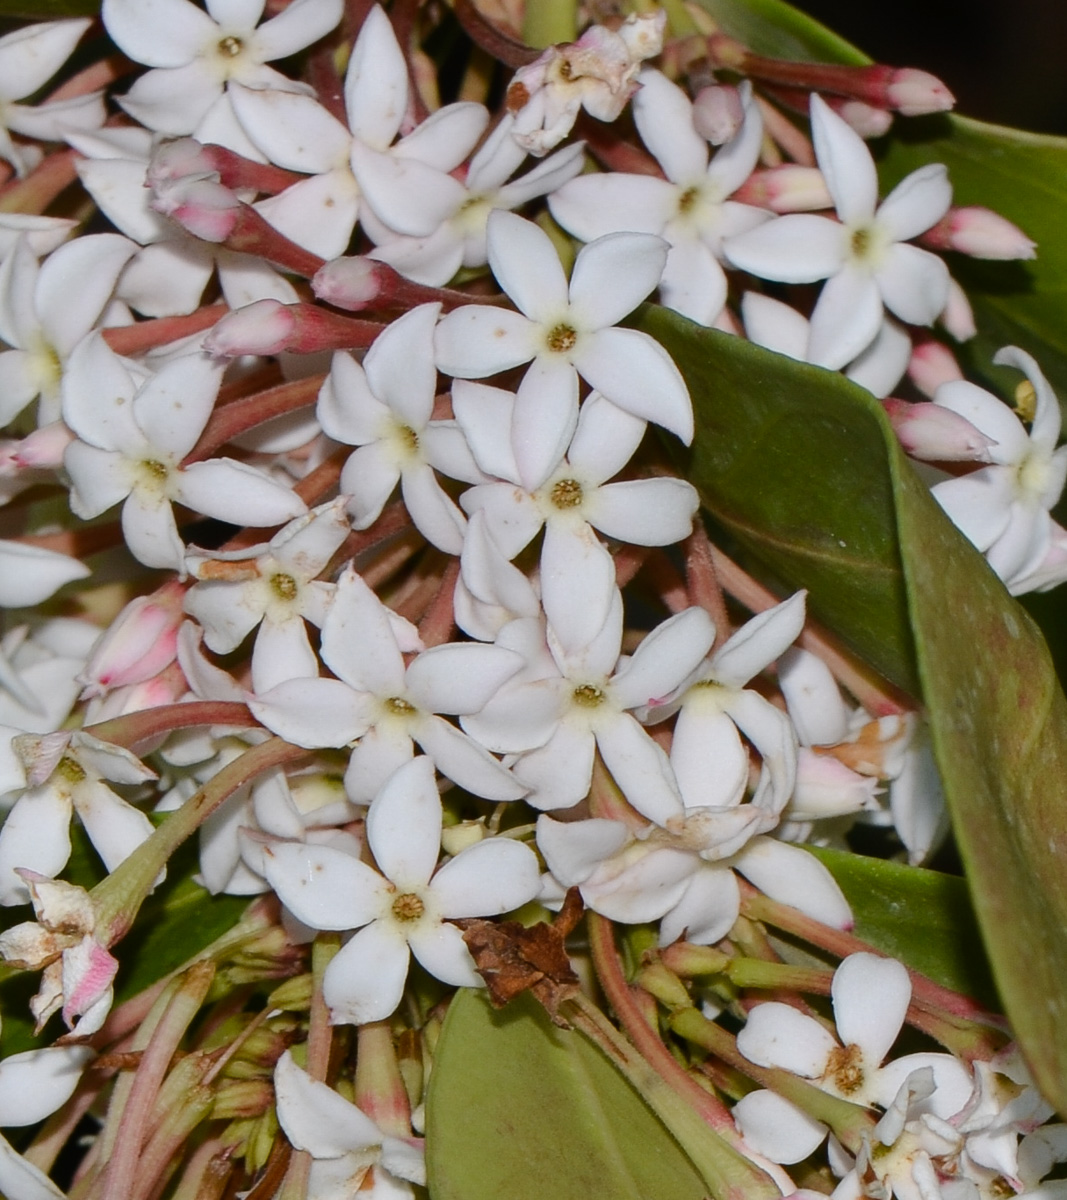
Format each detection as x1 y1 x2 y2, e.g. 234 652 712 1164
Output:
392 892 425 921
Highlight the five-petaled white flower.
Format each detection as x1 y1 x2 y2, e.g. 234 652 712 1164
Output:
260 756 541 1024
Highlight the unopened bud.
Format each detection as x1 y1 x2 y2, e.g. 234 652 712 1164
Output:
940 277 977 342
883 397 996 462
154 175 241 242
692 84 744 144
267 973 313 1012
734 165 832 213
312 256 387 311
13 421 74 470
79 579 185 700
908 340 964 396
147 137 217 191
885 68 955 116
213 1079 274 1120
203 299 295 357
921 206 1036 260
828 97 893 139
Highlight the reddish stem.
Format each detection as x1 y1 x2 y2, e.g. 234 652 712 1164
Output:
103 305 228 357
453 0 539 67
87 701 259 751
182 376 325 465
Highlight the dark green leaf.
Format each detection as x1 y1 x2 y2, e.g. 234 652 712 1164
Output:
806 847 998 1007
0 2 99 16
644 309 918 693
640 305 1067 1113
691 0 868 63
426 989 709 1200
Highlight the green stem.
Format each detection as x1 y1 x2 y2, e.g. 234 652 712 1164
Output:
522 0 576 47
92 738 307 946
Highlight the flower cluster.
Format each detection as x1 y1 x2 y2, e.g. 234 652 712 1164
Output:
0 3 1058 1198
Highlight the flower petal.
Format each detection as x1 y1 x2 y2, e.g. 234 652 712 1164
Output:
323 920 411 1024
366 756 442 888
263 840 388 929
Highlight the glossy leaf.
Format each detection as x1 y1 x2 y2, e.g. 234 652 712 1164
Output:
807 846 997 1007
0 1 99 14
644 310 918 692
426 988 709 1200
640 305 1067 1113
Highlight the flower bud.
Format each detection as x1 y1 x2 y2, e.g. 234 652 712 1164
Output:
79 579 185 700
940 277 977 342
922 206 1036 260
692 84 745 144
882 398 996 462
735 165 832 213
312 256 386 311
202 298 295 357
908 341 964 397
885 67 955 116
829 97 893 139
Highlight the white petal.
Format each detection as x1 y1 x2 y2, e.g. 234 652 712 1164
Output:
712 592 806 688
633 69 708 181
407 919 481 987
734 838 853 930
877 164 952 243
37 234 137 356
486 210 568 320
567 231 667 329
550 173 675 242
724 214 844 284
263 840 388 929
536 814 628 884
251 618 318 692
0 542 89 606
514 722 596 810
876 243 950 327
932 469 1014 552
567 392 647 482
178 459 307 525
406 643 522 715
229 84 350 173
274 1050 385 1157
734 1090 827 1164
742 292 810 361
401 464 467 554
121 492 184 571
323 920 411 1024
736 1000 837 1075
117 61 222 136
512 357 580 491
344 5 407 148
248 678 373 747
351 144 467 239
133 351 223 458
596 712 684 825
366 756 441 888
102 0 213 67
430 837 540 917
434 305 538 378
574 327 693 443
810 94 878 227
540 523 616 659
321 567 406 694
0 1131 68 1200
414 714 525 801
807 267 884 371
0 1045 94 1126
832 952 911 1066
613 607 715 711
582 844 696 924
394 102 488 171
726 688 797 813
658 865 740 946
366 303 441 428
251 0 342 61
589 477 699 546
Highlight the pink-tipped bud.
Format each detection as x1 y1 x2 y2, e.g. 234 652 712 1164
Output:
203 298 295 357
146 137 217 191
203 299 381 357
734 165 832 213
885 68 955 116
154 175 240 242
921 206 1036 260
827 97 893 139
882 397 996 462
940 277 977 342
312 256 388 311
13 421 74 470
692 84 744 144
908 340 964 397
79 580 185 700
84 661 188 725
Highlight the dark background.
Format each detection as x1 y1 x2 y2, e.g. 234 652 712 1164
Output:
800 0 1067 134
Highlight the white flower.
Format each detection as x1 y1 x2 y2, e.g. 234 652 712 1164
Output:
550 70 770 326
103 0 343 135
274 1050 425 1200
435 210 693 491
249 565 526 802
62 335 308 571
725 94 952 370
737 952 973 1115
318 303 484 554
261 756 540 1023
0 20 104 177
930 347 1067 592
185 499 351 693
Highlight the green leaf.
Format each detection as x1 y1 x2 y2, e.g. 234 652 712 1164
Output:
0 2 99 15
426 989 709 1200
689 0 868 63
806 847 998 1007
640 307 1067 1113
645 311 918 693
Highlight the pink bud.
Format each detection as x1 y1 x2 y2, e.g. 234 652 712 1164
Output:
153 175 240 242
908 341 964 397
882 398 996 462
940 277 977 342
13 421 74 470
885 68 955 116
735 165 832 213
827 97 893 138
202 298 296 357
79 580 185 700
62 935 119 1030
692 84 745 145
146 137 217 191
922 206 1036 260
312 257 386 311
